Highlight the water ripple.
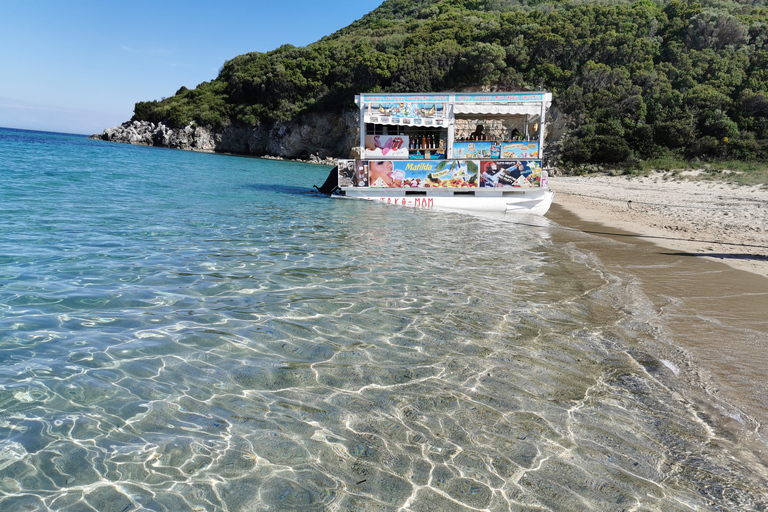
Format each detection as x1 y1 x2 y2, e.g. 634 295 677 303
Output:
0 130 766 510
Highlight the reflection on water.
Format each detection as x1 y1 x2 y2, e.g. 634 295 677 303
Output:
1 131 766 510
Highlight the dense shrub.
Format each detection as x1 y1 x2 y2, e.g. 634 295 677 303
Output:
131 0 768 163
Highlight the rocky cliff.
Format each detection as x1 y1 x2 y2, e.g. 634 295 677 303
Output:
91 110 360 164
92 106 568 167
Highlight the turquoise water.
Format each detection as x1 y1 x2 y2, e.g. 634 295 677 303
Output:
0 127 766 511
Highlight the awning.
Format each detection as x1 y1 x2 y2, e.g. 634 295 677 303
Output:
453 104 544 116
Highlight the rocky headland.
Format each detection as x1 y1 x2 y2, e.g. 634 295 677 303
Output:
90 110 359 165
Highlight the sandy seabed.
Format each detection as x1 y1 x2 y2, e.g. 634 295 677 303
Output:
549 172 768 278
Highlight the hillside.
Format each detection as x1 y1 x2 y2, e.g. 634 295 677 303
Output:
97 0 768 166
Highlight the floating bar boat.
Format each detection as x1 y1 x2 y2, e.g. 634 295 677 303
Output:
318 92 554 215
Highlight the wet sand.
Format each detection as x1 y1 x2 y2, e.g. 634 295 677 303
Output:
546 185 768 459
550 173 768 278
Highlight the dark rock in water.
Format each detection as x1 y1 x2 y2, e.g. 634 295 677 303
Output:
90 110 359 164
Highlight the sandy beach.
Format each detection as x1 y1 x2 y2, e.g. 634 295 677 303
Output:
547 172 768 448
549 172 768 278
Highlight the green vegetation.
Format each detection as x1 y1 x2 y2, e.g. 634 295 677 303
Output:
132 0 768 172
638 159 768 185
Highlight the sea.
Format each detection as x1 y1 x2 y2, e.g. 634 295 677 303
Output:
1 126 766 511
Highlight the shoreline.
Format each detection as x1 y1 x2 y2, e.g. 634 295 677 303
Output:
548 173 768 279
545 174 768 449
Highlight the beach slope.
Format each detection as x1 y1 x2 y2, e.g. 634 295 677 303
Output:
550 173 768 278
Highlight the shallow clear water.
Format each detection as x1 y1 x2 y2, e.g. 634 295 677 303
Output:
0 127 766 511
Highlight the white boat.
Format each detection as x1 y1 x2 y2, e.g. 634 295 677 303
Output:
317 92 554 215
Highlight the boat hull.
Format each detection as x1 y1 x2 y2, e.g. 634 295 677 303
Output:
340 187 554 215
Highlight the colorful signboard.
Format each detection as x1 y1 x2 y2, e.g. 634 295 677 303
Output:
337 159 370 187
501 142 539 158
453 141 539 158
365 116 445 126
364 135 409 159
454 93 546 102
366 103 445 119
339 160 479 188
367 161 398 188
479 160 543 188
338 159 356 187
399 160 478 188
360 94 450 104
361 93 544 103
362 97 447 126
453 142 500 159
341 160 544 188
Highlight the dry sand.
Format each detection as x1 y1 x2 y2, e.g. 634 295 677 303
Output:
549 172 768 278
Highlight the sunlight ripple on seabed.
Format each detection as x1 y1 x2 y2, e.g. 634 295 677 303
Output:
0 132 766 511
2 232 765 511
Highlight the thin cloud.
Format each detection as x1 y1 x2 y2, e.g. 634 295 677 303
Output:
0 99 71 113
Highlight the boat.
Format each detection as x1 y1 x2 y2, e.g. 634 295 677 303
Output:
317 92 554 215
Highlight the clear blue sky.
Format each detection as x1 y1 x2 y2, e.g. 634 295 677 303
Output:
0 0 384 135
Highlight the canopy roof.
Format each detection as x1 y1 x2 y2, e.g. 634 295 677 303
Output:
453 103 543 116
357 92 551 126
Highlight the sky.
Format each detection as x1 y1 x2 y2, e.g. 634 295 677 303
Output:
0 0 384 135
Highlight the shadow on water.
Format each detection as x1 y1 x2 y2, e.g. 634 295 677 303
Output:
242 182 320 197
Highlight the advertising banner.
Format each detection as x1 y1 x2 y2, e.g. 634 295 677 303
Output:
338 159 356 187
500 142 539 158
364 135 409 159
363 101 447 126
453 142 501 159
367 161 399 188
338 159 369 187
361 94 450 104
455 92 546 102
342 160 483 188
397 160 478 188
354 161 370 187
479 160 543 188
